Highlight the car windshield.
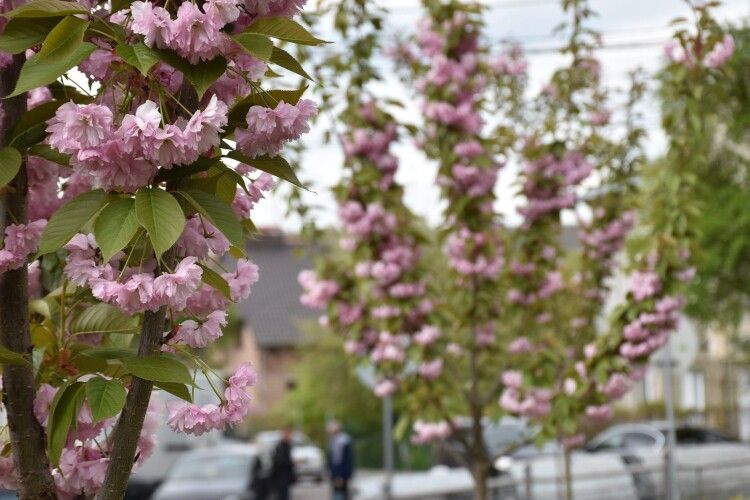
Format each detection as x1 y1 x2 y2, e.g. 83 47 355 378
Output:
169 454 252 480
673 427 735 444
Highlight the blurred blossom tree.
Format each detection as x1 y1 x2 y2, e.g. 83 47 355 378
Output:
0 0 324 497
300 0 737 498
659 24 750 333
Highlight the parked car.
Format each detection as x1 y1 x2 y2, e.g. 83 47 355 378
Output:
151 443 257 500
253 430 326 482
586 422 750 499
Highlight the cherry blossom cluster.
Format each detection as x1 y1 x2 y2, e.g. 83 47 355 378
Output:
0 219 46 273
519 150 593 226
236 99 317 158
167 362 256 435
46 98 227 191
0 385 161 496
0 0 319 494
300 102 431 398
411 420 452 445
665 33 735 68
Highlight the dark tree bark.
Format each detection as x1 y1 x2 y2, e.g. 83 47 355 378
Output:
0 54 58 499
94 301 170 500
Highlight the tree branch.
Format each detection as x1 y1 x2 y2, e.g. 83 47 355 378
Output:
96 83 199 500
0 54 58 499
94 289 173 500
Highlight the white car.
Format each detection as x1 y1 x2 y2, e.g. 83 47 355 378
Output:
253 430 326 482
586 422 750 498
151 444 257 500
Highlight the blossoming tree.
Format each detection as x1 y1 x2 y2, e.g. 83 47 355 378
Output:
301 0 736 498
0 0 322 497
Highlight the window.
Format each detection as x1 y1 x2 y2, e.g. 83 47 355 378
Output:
170 454 252 480
592 433 625 451
623 432 658 449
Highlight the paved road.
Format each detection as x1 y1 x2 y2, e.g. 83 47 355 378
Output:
292 480 330 499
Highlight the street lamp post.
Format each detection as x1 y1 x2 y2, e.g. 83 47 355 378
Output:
383 394 394 500
662 337 680 500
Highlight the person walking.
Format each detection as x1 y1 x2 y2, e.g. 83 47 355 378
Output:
270 426 297 500
327 421 354 500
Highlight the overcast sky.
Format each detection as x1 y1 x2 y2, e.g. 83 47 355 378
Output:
252 0 749 232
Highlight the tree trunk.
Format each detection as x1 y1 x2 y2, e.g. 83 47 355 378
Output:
0 54 58 499
563 448 573 500
472 462 491 500
97 83 197 500
95 303 169 500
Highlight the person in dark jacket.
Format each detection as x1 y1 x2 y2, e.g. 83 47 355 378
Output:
327 421 354 500
270 426 297 500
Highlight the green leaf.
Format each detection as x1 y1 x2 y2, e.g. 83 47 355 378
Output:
5 0 89 18
134 187 185 259
27 144 70 165
85 377 126 423
38 189 107 255
9 41 95 97
36 15 88 60
94 198 140 262
198 263 231 300
228 151 303 188
69 303 139 336
122 356 193 385
116 42 160 75
0 17 60 53
153 381 193 402
47 81 92 104
47 381 85 465
0 344 30 366
153 156 220 184
152 49 227 98
245 16 327 46
176 190 243 248
269 46 313 81
10 100 62 148
79 347 135 360
232 33 273 61
0 147 22 188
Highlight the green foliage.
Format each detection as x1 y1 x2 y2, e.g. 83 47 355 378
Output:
0 17 59 53
152 49 227 98
38 190 107 255
175 190 243 248
94 198 140 262
232 33 273 61
270 47 314 81
282 322 381 446
153 381 193 402
68 303 140 337
122 356 193 385
9 100 62 149
47 381 86 465
135 187 185 259
4 0 89 18
198 264 232 300
227 151 304 188
116 42 161 75
245 16 328 46
9 42 94 97
0 344 31 366
0 147 22 187
85 377 127 423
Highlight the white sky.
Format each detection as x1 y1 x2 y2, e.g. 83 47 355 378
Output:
252 0 749 231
